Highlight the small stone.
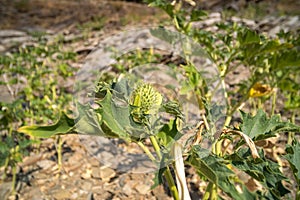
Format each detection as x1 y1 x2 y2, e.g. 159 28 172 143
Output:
91 166 116 181
0 182 12 200
0 45 5 52
64 161 82 173
100 167 116 182
29 187 44 200
1 37 32 46
81 169 92 179
69 171 74 177
0 30 27 37
286 16 299 26
203 18 221 26
61 174 68 180
122 183 133 196
36 179 48 185
36 159 56 170
231 16 242 23
242 19 256 27
89 158 100 167
21 154 43 167
33 172 48 179
209 12 221 19
70 192 78 199
135 184 150 195
91 167 101 179
52 190 71 200
78 189 89 195
92 186 103 194
81 181 93 191
94 191 113 199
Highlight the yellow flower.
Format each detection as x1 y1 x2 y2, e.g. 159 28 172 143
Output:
249 83 272 98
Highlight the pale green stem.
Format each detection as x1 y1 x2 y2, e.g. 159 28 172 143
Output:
203 182 214 200
257 98 262 111
56 136 63 170
271 90 276 116
1 156 10 182
149 135 179 200
250 98 256 115
201 113 210 132
221 77 230 110
224 115 232 128
287 110 296 145
11 164 17 195
210 184 218 200
137 141 157 162
149 135 162 159
165 166 180 200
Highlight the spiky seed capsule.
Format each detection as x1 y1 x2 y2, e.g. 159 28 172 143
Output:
130 83 162 115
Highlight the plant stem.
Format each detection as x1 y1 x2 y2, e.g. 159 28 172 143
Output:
213 113 232 156
202 182 212 200
137 141 157 162
1 157 9 183
203 182 218 200
56 136 63 170
149 135 162 159
210 184 218 200
287 110 296 144
201 113 210 131
224 115 232 128
165 166 180 200
149 135 179 200
11 164 17 195
271 90 277 116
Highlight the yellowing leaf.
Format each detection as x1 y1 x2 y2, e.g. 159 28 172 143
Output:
249 83 272 98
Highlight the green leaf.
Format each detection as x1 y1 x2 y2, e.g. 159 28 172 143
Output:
18 78 150 141
190 10 207 22
238 28 260 45
187 146 256 200
240 109 300 140
284 139 300 184
95 80 149 141
0 141 9 154
227 148 289 199
157 119 182 147
187 146 218 184
162 101 184 119
151 167 166 190
18 112 75 138
75 103 104 136
150 27 181 46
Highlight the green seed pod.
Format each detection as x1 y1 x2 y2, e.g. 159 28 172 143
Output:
130 83 162 116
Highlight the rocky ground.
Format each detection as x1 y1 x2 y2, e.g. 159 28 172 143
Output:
0 0 300 200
